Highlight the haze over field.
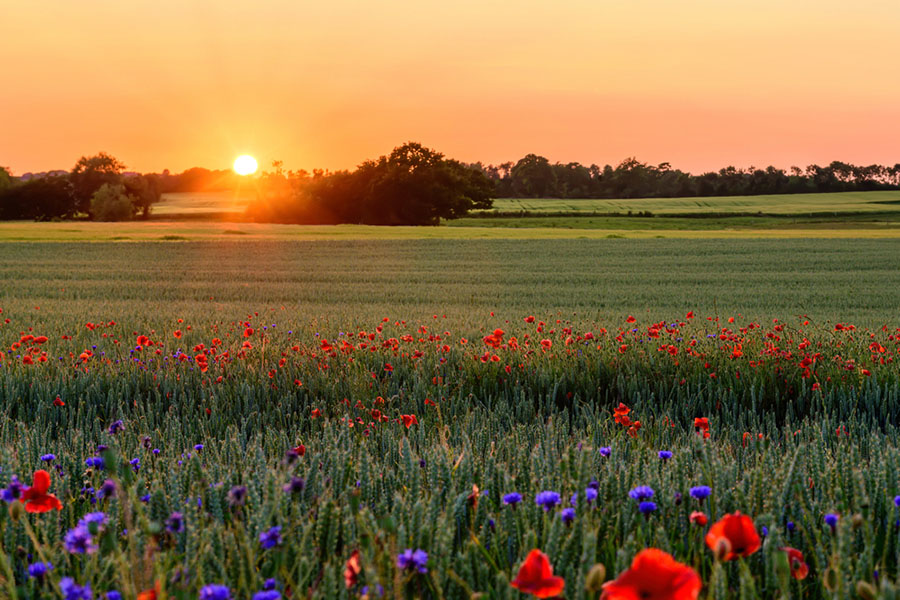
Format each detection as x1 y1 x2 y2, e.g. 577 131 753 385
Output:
3 0 900 175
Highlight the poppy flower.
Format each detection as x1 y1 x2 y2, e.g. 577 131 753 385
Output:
20 470 63 513
510 549 565 598
400 414 418 428
781 547 809 580
344 550 361 589
173 330 182 339
705 512 761 560
293 444 306 456
689 511 708 526
601 548 701 600
54 396 65 407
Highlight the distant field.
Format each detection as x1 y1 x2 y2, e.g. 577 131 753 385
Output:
2 239 899 322
3 221 900 241
484 190 900 215
153 190 254 217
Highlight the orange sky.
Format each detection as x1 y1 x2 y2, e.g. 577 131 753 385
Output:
2 0 899 175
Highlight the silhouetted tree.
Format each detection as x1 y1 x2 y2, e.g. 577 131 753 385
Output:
70 152 125 216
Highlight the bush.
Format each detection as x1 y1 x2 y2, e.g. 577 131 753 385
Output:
90 183 133 221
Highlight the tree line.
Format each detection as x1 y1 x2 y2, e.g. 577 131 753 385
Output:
466 155 900 199
0 153 161 221
2 145 900 223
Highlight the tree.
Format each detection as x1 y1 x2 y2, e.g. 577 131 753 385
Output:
360 143 494 225
0 167 11 192
0 175 73 220
123 174 162 220
70 153 126 216
510 154 557 197
90 183 133 221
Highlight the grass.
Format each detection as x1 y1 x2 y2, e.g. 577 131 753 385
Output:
3 221 900 241
2 239 900 323
483 191 900 215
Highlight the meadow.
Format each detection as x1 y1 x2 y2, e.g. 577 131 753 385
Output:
1 239 900 599
482 191 900 216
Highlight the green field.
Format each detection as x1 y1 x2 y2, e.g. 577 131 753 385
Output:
2 239 899 322
484 191 900 215
2 238 900 599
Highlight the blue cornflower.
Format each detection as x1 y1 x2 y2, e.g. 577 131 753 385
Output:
1 476 23 502
60 577 92 600
502 492 522 506
27 561 53 579
761 526 768 537
140 494 151 503
259 525 282 549
40 454 56 462
570 493 578 507
108 420 124 435
98 479 117 499
639 501 657 515
85 457 105 470
130 458 140 473
194 444 204 452
560 508 576 524
658 450 672 461
252 592 280 600
599 447 611 457
689 486 712 501
585 487 598 504
825 513 839 530
166 512 184 533
535 491 561 511
97 445 108 453
64 526 96 554
263 579 278 591
228 485 248 507
106 591 122 600
396 549 428 573
895 496 900 507
787 521 795 533
199 584 231 600
628 486 655 501
78 512 108 531
283 477 305 495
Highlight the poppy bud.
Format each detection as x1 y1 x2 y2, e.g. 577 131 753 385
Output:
585 563 607 592
852 513 864 529
713 537 732 562
823 567 840 592
8 500 22 521
856 581 877 600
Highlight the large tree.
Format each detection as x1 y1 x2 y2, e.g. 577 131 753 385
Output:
69 152 125 216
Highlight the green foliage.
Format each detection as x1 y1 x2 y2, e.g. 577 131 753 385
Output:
249 142 495 225
90 183 133 222
71 152 126 216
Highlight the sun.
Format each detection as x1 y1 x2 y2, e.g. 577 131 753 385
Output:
233 154 258 176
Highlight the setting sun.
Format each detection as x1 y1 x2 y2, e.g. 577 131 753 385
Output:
233 155 258 176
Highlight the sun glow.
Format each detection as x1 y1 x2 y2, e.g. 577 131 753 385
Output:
233 155 258 176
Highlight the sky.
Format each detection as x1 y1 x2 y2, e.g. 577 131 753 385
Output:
2 0 899 175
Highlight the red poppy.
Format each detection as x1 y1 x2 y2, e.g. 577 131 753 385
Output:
781 547 809 580
626 315 636 323
705 512 761 560
510 549 565 598
53 396 65 406
293 444 306 456
401 414 418 428
22 356 34 365
690 511 708 526
601 548 701 600
244 327 254 337
344 549 361 589
310 408 321 418
20 470 63 513
173 330 182 339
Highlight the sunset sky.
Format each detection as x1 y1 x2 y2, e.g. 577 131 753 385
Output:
2 0 899 175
